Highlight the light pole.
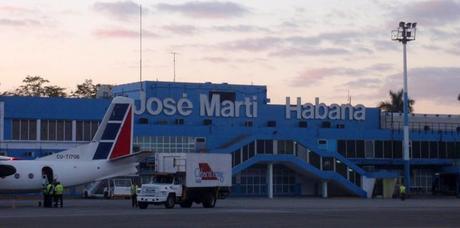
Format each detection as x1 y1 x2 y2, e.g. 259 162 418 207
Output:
392 21 416 192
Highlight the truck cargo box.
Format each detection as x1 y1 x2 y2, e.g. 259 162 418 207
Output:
154 153 232 188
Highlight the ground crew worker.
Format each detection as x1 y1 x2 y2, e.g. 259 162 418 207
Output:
400 184 406 201
41 183 47 207
45 183 54 208
54 182 64 208
131 183 138 208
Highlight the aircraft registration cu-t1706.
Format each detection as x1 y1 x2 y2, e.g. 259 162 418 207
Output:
0 96 150 192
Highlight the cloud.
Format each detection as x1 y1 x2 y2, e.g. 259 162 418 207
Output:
156 1 249 19
93 28 158 38
200 57 230 63
0 5 35 14
0 18 40 27
390 0 460 26
270 47 350 57
343 78 382 89
212 25 270 33
93 1 142 20
290 64 395 87
381 67 460 103
162 25 198 35
217 37 282 52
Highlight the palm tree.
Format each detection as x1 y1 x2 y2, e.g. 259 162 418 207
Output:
378 89 415 113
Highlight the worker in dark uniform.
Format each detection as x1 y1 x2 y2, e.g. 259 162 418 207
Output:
45 183 54 208
131 183 138 208
54 182 64 208
399 184 406 201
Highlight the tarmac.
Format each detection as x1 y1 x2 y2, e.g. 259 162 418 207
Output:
1 197 460 227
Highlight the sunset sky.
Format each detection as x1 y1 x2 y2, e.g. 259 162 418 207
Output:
0 0 459 114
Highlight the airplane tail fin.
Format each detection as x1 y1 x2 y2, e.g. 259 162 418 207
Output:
38 96 134 161
91 96 134 160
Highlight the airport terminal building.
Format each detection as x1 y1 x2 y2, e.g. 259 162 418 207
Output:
1 81 460 198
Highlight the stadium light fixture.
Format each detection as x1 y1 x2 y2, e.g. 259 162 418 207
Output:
392 21 417 193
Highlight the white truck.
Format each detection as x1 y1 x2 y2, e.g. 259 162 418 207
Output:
137 153 231 209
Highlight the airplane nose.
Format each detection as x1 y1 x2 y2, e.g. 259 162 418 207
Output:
0 164 17 178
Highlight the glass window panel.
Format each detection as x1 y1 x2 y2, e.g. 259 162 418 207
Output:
346 140 356 158
12 119 20 140
83 121 91 141
257 140 264 154
20 120 28 140
65 121 72 141
265 140 273 154
375 141 383 158
421 141 429 158
29 120 37 140
76 121 83 141
429 142 438 158
356 140 365 158
41 120 49 140
56 120 64 141
337 140 346 156
383 141 393 158
286 140 294 154
48 120 56 141
91 121 99 139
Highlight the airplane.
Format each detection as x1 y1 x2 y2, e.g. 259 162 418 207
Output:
0 96 149 192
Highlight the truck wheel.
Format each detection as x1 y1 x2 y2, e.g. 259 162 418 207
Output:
202 193 216 208
165 195 175 209
138 202 148 209
180 200 193 208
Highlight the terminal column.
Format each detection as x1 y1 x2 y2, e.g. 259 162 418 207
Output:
268 163 273 199
321 180 328 198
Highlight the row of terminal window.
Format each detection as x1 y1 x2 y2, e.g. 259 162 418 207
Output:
337 140 460 159
138 118 343 129
11 119 99 141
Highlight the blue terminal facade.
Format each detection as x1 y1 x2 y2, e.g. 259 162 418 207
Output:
1 81 460 198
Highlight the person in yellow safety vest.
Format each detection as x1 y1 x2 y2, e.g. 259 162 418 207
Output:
54 182 64 208
400 184 406 201
45 183 54 208
131 184 138 208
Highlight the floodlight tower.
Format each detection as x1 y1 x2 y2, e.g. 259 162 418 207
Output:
392 21 417 192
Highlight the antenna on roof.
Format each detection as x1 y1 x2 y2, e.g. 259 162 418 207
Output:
139 1 143 91
171 51 179 82
347 89 352 104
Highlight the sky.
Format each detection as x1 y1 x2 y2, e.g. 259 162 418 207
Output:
0 0 459 114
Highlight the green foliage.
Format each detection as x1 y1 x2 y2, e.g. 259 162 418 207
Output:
71 79 97 98
2 75 67 97
378 89 415 113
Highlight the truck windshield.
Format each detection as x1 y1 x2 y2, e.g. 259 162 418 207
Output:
153 176 173 184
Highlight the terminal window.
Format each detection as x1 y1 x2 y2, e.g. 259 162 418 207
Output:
41 120 72 141
12 119 37 140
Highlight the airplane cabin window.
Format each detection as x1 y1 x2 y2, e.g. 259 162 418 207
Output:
14 173 20 179
28 173 34 179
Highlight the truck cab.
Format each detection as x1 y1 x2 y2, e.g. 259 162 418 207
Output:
138 175 183 208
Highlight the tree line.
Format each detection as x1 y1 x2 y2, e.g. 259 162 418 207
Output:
1 76 98 98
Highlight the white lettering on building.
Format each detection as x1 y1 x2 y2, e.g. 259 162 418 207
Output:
285 97 366 121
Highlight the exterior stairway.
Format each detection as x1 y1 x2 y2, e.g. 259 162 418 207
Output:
228 139 397 198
